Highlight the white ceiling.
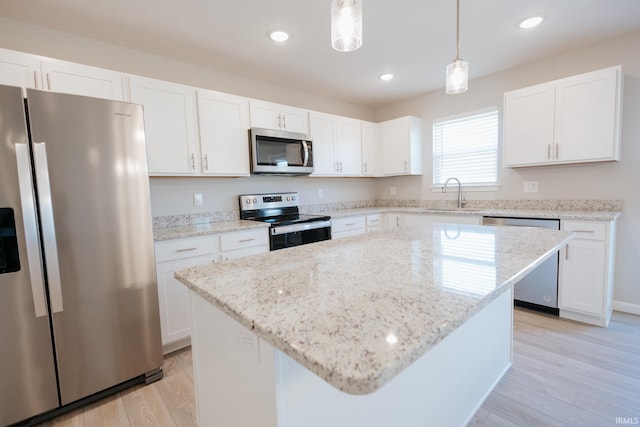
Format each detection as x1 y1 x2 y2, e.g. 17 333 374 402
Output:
2 0 640 107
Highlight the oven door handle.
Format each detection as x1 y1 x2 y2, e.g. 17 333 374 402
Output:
302 140 310 167
271 220 331 235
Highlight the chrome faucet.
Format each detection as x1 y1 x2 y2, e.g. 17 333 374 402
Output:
442 177 466 208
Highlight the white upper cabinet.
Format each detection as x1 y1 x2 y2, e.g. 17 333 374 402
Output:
129 76 200 176
361 121 381 176
381 116 423 176
0 48 41 89
504 66 622 167
196 89 250 176
309 113 337 175
249 99 309 134
309 112 362 176
40 59 125 101
0 48 125 100
336 117 362 175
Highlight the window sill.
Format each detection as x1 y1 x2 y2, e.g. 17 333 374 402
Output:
431 184 500 192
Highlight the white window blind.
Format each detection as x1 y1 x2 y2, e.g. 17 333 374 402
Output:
433 108 499 186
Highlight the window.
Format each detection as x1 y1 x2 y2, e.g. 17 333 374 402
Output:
433 107 499 188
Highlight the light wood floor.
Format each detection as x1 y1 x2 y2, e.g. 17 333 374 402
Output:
42 309 640 427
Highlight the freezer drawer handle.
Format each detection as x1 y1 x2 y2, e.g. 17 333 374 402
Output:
33 142 64 314
15 143 48 318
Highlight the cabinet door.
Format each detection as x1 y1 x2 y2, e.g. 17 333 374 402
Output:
362 121 381 176
129 76 200 175
249 99 281 130
309 113 338 176
41 59 125 101
280 105 309 133
0 48 41 89
503 83 555 167
559 239 606 316
197 90 250 176
381 116 422 175
156 254 217 347
555 67 621 163
336 117 362 175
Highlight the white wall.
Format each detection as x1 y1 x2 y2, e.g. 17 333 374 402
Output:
373 31 640 309
150 176 375 216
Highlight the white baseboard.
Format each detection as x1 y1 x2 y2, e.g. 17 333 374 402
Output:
613 300 640 316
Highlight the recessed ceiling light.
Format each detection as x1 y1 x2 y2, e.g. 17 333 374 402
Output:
269 30 290 42
379 73 395 81
519 16 544 29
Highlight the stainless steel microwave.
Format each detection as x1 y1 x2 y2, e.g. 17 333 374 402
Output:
249 127 314 175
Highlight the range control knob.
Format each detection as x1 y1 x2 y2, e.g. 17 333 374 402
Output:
245 199 251 204
291 195 296 200
286 196 291 201
252 198 257 203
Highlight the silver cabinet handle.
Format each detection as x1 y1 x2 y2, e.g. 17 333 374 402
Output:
204 154 209 171
46 73 51 90
547 144 551 160
16 143 48 318
238 238 256 243
565 244 569 260
282 114 286 129
364 162 368 173
277 113 283 129
176 247 198 252
345 222 356 227
191 153 196 170
555 143 559 159
33 71 39 89
572 230 595 234
32 142 64 314
404 160 408 171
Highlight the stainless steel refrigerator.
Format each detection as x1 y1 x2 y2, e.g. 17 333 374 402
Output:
0 84 163 426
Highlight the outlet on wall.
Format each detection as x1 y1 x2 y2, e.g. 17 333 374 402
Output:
523 181 539 193
318 189 324 199
193 192 204 206
390 186 396 196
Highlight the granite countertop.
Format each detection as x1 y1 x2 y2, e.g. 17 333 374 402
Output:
174 224 573 395
327 207 621 221
153 220 269 241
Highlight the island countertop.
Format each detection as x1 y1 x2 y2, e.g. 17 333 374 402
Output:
174 224 572 395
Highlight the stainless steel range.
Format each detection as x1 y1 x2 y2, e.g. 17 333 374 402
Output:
239 192 331 250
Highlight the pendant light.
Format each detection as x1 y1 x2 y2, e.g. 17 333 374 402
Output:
446 0 468 94
331 0 363 52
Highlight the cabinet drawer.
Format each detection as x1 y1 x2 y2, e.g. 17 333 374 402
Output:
220 229 269 252
332 216 366 233
562 221 606 241
155 235 220 262
366 214 382 227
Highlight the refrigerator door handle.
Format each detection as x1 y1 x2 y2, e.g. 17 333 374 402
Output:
32 142 64 314
15 143 49 318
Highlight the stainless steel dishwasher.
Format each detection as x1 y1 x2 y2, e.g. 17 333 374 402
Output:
482 216 560 314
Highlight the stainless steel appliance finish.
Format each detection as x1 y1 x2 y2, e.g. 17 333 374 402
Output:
482 216 560 313
239 192 331 250
0 85 162 426
249 127 314 175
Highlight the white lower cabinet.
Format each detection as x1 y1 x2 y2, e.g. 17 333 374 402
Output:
155 228 268 352
559 220 615 326
331 216 366 239
366 214 383 233
155 235 220 353
220 229 270 261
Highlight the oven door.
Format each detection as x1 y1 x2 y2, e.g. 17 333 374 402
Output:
270 221 331 251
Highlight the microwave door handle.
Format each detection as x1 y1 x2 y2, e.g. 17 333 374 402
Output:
302 140 309 167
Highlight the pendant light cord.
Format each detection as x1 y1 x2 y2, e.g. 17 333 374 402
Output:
456 0 461 60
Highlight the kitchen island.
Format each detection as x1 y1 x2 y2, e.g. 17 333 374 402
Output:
175 224 572 427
